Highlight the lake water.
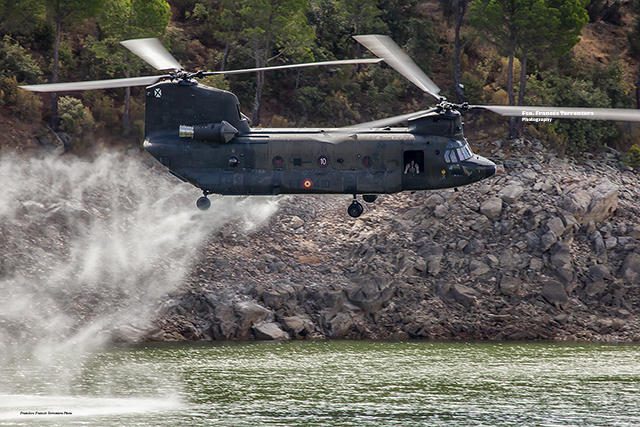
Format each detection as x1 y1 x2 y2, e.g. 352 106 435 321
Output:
1 340 639 426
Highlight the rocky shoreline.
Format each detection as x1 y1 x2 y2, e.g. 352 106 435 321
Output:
148 139 640 343
3 139 640 348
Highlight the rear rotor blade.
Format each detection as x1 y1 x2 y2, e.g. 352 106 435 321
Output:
354 35 441 100
472 105 640 122
120 38 182 71
203 58 382 76
340 108 439 130
20 75 165 92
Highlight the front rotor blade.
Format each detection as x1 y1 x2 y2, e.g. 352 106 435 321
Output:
120 38 182 71
203 58 382 76
340 108 439 130
354 35 441 100
472 105 640 122
19 75 165 92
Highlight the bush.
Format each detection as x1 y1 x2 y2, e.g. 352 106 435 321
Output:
14 90 43 122
59 96 95 136
291 85 325 117
0 35 43 85
199 75 230 91
84 91 119 130
0 76 18 106
623 144 640 167
524 69 629 155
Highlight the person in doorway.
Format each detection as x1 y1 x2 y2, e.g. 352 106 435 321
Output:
404 160 419 174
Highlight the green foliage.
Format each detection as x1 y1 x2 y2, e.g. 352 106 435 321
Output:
14 90 43 122
58 96 95 135
83 90 119 130
0 0 46 35
0 35 43 84
127 95 146 138
0 75 18 105
623 144 640 167
98 0 170 39
524 66 633 155
469 0 588 112
319 90 360 125
41 0 106 24
629 16 640 59
95 0 171 73
199 75 230 92
403 17 439 74
291 85 325 117
337 0 387 36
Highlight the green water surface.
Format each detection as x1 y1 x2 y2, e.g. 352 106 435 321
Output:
1 340 639 426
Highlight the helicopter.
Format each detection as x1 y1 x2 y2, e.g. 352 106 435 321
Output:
22 36 640 217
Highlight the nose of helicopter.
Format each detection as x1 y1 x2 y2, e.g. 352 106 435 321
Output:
482 157 497 179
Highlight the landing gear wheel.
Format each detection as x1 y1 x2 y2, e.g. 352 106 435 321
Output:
348 200 364 218
196 196 211 211
363 194 377 203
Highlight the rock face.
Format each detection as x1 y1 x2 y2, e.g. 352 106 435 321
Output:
154 141 640 343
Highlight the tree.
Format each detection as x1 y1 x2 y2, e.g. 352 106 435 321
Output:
337 0 385 58
40 0 106 131
469 0 588 137
222 0 315 125
515 0 588 109
629 1 640 109
0 0 45 35
442 0 471 102
94 0 170 134
469 0 521 137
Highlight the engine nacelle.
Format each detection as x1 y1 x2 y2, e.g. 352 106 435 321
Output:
179 121 238 143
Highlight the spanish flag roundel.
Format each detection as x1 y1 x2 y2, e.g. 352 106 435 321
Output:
303 179 313 189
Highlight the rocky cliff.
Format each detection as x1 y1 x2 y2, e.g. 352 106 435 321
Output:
152 139 640 343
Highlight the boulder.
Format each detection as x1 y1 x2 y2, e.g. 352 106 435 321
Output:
469 260 491 276
211 304 237 340
463 238 485 255
541 280 568 305
253 322 290 340
419 243 444 276
544 217 566 237
560 189 591 222
549 242 574 282
499 185 524 204
582 183 618 226
236 301 272 338
262 289 287 309
434 203 449 219
326 308 363 338
620 252 640 284
346 274 396 313
480 197 503 221
290 216 304 230
499 275 522 296
282 315 315 337
540 231 557 253
450 283 481 308
425 193 445 209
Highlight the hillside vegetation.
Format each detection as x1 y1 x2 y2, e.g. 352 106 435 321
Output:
0 0 639 156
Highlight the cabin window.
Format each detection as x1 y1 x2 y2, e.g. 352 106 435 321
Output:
403 150 424 174
444 139 473 164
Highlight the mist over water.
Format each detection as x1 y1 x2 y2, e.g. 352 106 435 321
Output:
0 151 279 389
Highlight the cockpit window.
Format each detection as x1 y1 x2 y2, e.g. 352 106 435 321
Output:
444 139 474 163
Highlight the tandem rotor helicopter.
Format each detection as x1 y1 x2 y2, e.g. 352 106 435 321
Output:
22 35 640 217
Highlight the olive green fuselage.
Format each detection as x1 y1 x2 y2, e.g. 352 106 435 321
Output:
142 81 496 197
